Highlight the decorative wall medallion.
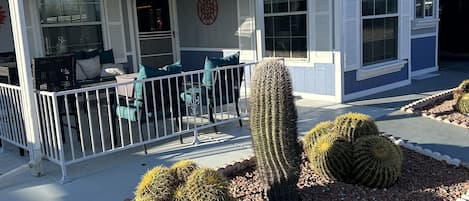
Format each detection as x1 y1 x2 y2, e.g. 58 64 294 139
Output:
0 6 6 26
197 0 218 25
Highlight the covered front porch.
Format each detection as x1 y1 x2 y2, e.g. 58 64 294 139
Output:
0 0 259 182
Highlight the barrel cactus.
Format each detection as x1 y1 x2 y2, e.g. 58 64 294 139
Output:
307 134 353 181
186 168 230 201
250 60 301 201
334 113 379 143
135 166 176 201
173 185 189 201
170 160 198 183
454 79 469 100
353 135 403 188
456 93 469 114
303 121 334 152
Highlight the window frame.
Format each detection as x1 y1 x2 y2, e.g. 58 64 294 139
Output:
39 0 106 55
415 0 435 20
263 0 309 63
360 0 400 68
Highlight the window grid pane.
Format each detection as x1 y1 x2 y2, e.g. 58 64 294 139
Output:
362 17 398 66
264 0 307 59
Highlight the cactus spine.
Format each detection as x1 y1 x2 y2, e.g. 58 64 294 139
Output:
250 60 301 201
456 93 469 114
454 79 469 100
353 136 403 188
334 113 379 143
186 168 230 201
307 134 352 181
173 185 189 201
170 160 198 183
303 121 333 153
135 166 176 201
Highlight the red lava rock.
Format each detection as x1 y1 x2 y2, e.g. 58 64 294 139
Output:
227 149 469 201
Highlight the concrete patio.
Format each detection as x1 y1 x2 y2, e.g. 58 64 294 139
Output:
0 64 468 201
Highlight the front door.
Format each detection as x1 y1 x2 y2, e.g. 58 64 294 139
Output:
136 0 178 67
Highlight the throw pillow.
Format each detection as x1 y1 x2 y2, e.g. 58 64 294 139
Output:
76 56 101 80
101 63 126 77
203 52 240 88
100 49 115 64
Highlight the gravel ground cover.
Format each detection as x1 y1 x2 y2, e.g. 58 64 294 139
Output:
422 98 469 128
228 149 469 201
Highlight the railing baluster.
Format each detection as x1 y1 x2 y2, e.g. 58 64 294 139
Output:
64 95 75 160
224 68 231 119
10 89 22 146
115 87 124 147
124 85 133 145
75 93 86 157
96 89 106 152
151 81 160 139
47 96 59 160
86 91 96 154
168 78 175 134
175 76 182 132
4 88 17 144
197 73 203 125
106 88 115 150
38 94 51 158
183 75 189 130
230 68 236 119
0 88 7 141
143 82 150 142
159 80 167 137
15 90 26 147
34 94 46 154
190 75 196 129
244 65 249 114
218 68 224 120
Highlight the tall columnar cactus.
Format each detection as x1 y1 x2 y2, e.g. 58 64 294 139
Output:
307 134 353 181
334 113 379 143
353 136 403 188
454 79 469 100
170 160 199 184
303 121 334 152
456 93 469 114
250 60 301 201
135 166 176 201
186 168 230 201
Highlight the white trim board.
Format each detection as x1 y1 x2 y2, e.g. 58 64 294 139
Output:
180 47 240 52
343 80 411 102
356 60 408 81
411 33 437 39
411 66 439 78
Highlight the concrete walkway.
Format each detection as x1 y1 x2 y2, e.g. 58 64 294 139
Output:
0 65 467 201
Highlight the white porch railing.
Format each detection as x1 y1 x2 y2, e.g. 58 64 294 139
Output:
32 62 255 182
0 83 27 150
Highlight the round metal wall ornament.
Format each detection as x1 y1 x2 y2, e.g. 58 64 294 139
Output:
197 0 218 25
0 6 6 26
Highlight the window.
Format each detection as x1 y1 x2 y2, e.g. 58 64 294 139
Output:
264 0 307 58
415 0 434 19
39 0 103 55
362 0 398 66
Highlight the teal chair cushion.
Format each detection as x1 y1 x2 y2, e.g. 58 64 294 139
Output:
135 63 182 101
116 105 139 122
118 62 182 121
202 52 240 89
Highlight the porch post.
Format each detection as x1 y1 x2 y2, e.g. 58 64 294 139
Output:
8 0 44 176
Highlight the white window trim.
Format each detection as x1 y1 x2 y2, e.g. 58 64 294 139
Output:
360 2 400 69
412 0 438 29
39 0 106 55
356 60 407 81
263 0 310 63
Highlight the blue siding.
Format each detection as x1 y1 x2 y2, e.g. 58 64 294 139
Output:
411 36 437 72
289 64 335 96
344 65 409 95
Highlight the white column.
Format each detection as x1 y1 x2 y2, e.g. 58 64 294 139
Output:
8 0 44 176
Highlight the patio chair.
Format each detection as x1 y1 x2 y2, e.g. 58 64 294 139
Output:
32 55 81 144
113 64 186 153
180 53 244 133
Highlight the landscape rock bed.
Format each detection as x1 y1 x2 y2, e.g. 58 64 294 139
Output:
226 149 469 201
401 89 469 129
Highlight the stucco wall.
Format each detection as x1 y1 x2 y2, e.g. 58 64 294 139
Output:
0 0 14 53
176 0 239 48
